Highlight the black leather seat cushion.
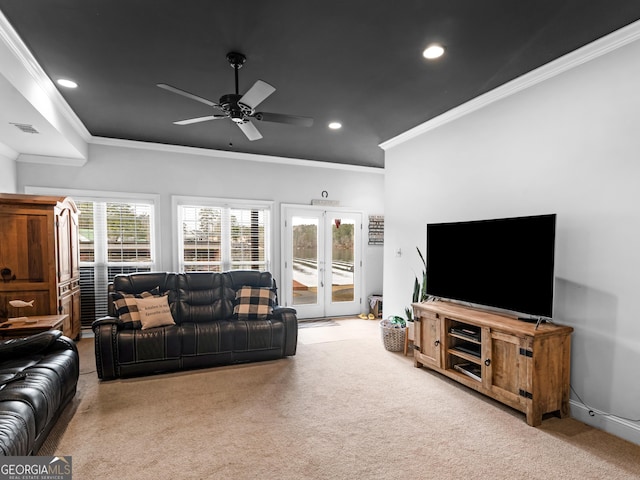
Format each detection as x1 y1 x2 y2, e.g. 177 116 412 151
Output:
233 319 285 352
0 332 79 456
0 401 35 456
116 325 182 364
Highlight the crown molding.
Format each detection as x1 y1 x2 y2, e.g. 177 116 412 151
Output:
16 154 87 167
380 19 640 151
0 141 18 161
90 136 385 174
0 10 91 142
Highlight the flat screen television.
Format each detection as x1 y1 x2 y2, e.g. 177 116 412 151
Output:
426 214 556 319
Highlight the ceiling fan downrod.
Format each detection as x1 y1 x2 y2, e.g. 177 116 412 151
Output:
226 52 246 96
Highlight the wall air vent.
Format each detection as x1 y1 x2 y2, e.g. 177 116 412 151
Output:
10 122 40 134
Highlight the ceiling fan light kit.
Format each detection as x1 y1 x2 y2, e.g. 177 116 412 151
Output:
157 52 313 141
423 44 445 59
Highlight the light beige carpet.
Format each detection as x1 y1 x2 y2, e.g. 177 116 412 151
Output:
40 319 640 480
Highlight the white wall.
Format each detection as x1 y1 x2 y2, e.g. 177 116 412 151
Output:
0 153 16 192
17 140 384 309
383 36 640 443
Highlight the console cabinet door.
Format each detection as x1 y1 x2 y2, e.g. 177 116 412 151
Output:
413 310 441 368
485 330 528 410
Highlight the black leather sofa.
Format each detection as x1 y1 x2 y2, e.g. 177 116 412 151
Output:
0 330 79 456
92 270 298 380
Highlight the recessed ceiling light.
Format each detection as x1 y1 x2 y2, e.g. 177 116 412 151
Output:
57 79 78 89
423 44 445 60
328 122 342 130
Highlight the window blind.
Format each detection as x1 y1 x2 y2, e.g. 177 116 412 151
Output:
77 200 156 327
178 202 270 272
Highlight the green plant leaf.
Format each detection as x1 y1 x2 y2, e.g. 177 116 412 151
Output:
405 307 413 320
417 246 426 267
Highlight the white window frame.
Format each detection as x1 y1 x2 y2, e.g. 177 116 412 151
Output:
26 187 160 266
80 199 157 267
25 187 160 324
173 195 273 273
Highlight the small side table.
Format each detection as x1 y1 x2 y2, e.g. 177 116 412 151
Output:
0 315 67 339
404 320 415 356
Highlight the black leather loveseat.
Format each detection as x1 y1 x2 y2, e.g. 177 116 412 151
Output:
0 330 79 456
92 270 297 380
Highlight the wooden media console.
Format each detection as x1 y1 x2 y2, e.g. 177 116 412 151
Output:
412 301 573 426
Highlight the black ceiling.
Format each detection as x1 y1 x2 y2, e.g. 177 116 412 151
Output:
2 1 640 168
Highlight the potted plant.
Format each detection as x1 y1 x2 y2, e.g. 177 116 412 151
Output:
404 247 427 352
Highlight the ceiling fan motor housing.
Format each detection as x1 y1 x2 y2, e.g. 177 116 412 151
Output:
219 93 253 122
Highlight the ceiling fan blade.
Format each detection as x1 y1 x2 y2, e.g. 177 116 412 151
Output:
237 121 263 141
238 80 275 109
157 83 218 107
173 115 225 125
254 112 314 127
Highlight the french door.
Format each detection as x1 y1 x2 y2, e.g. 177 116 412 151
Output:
282 206 362 318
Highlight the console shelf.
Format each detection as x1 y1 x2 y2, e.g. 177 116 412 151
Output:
412 301 573 426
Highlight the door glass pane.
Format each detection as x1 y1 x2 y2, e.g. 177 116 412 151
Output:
331 217 354 302
292 216 318 305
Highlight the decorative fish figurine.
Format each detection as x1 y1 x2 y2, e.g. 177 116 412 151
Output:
9 300 35 308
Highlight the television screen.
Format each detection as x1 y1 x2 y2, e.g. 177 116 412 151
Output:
426 214 556 318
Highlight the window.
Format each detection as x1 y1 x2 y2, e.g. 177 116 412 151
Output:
77 200 156 327
176 199 271 272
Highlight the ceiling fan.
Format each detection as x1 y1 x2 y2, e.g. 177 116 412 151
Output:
157 52 313 141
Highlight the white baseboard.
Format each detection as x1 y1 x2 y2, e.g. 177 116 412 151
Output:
570 400 640 446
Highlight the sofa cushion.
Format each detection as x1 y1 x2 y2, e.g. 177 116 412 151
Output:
114 325 181 367
137 295 176 330
175 272 232 323
112 288 159 329
0 337 79 455
233 286 276 320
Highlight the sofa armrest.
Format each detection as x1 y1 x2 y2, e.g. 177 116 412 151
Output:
0 330 63 361
272 306 297 317
92 315 123 330
50 334 79 355
272 306 298 356
92 316 121 380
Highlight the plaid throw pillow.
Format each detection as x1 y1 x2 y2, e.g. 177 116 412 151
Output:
112 288 159 329
233 286 276 320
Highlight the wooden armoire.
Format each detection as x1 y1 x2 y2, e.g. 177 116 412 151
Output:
0 193 81 340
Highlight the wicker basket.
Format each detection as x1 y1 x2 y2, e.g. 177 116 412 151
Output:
379 319 406 352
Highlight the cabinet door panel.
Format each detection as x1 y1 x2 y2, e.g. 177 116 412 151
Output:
59 293 73 337
0 213 50 283
414 312 441 368
488 331 526 407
